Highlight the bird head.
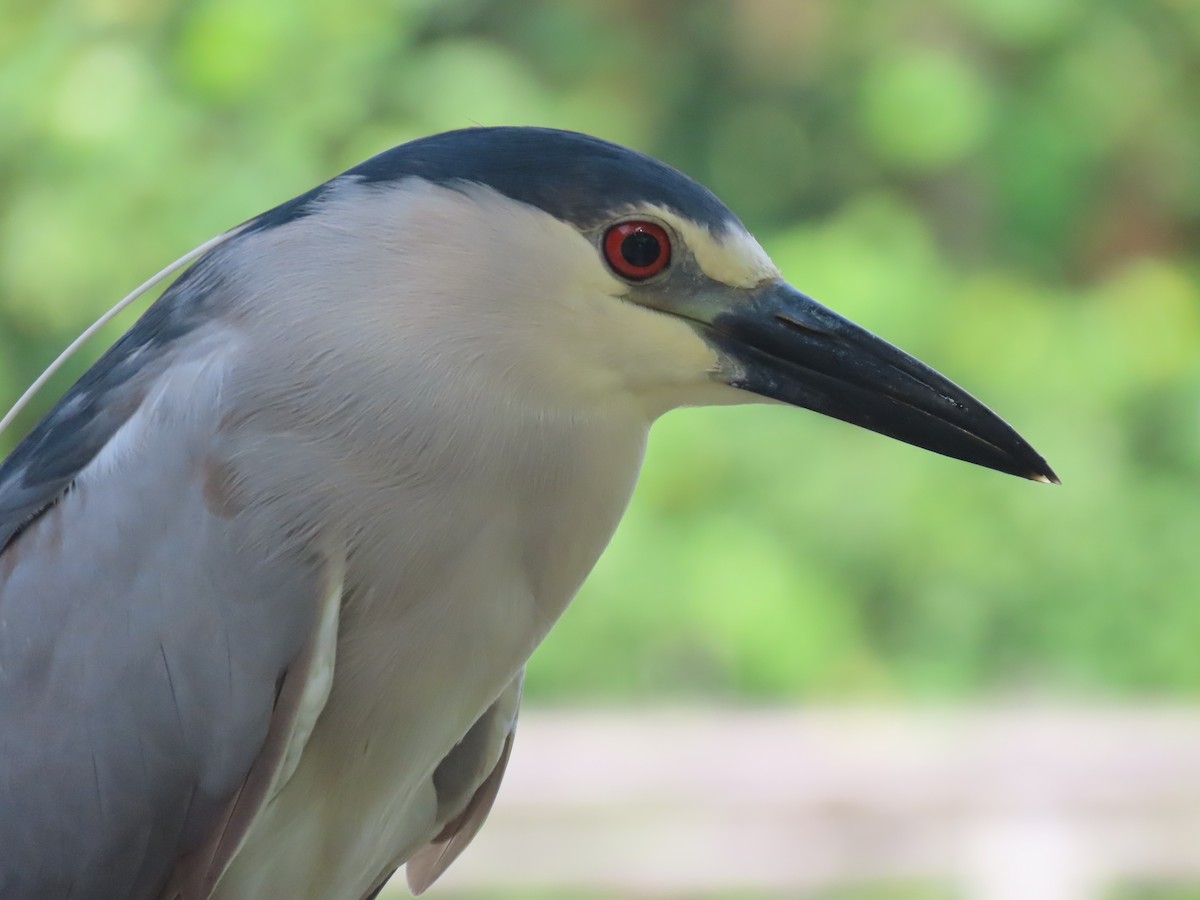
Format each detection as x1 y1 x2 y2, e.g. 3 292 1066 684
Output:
239 127 1055 483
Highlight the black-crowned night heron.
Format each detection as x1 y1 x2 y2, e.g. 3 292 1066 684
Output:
0 127 1055 899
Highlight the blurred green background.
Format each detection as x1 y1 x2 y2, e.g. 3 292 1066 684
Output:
1 0 1197 705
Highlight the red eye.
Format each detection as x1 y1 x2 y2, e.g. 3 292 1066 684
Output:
603 221 671 281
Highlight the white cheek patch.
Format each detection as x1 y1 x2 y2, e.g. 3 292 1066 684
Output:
649 207 780 289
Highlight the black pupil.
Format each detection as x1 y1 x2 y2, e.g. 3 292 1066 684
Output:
621 230 661 269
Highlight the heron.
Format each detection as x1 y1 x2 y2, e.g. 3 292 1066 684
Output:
0 127 1055 899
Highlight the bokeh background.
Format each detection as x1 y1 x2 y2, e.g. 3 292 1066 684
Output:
1 1 1198 897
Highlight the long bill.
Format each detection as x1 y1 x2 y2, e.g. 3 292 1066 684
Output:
694 281 1058 483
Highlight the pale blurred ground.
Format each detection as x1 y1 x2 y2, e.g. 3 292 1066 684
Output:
381 709 1200 900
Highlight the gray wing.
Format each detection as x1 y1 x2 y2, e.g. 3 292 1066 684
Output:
402 672 523 896
0 308 327 899
0 257 231 552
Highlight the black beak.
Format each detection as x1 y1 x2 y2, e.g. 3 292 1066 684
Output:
700 282 1057 483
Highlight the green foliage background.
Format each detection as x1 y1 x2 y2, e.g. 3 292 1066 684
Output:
1 0 1197 704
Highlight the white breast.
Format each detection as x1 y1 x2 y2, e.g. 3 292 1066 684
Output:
212 406 648 900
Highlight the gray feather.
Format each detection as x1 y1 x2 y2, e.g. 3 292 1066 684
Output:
0 317 322 899
405 673 523 896
0 254 231 552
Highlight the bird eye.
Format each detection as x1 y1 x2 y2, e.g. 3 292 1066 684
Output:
602 221 671 281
